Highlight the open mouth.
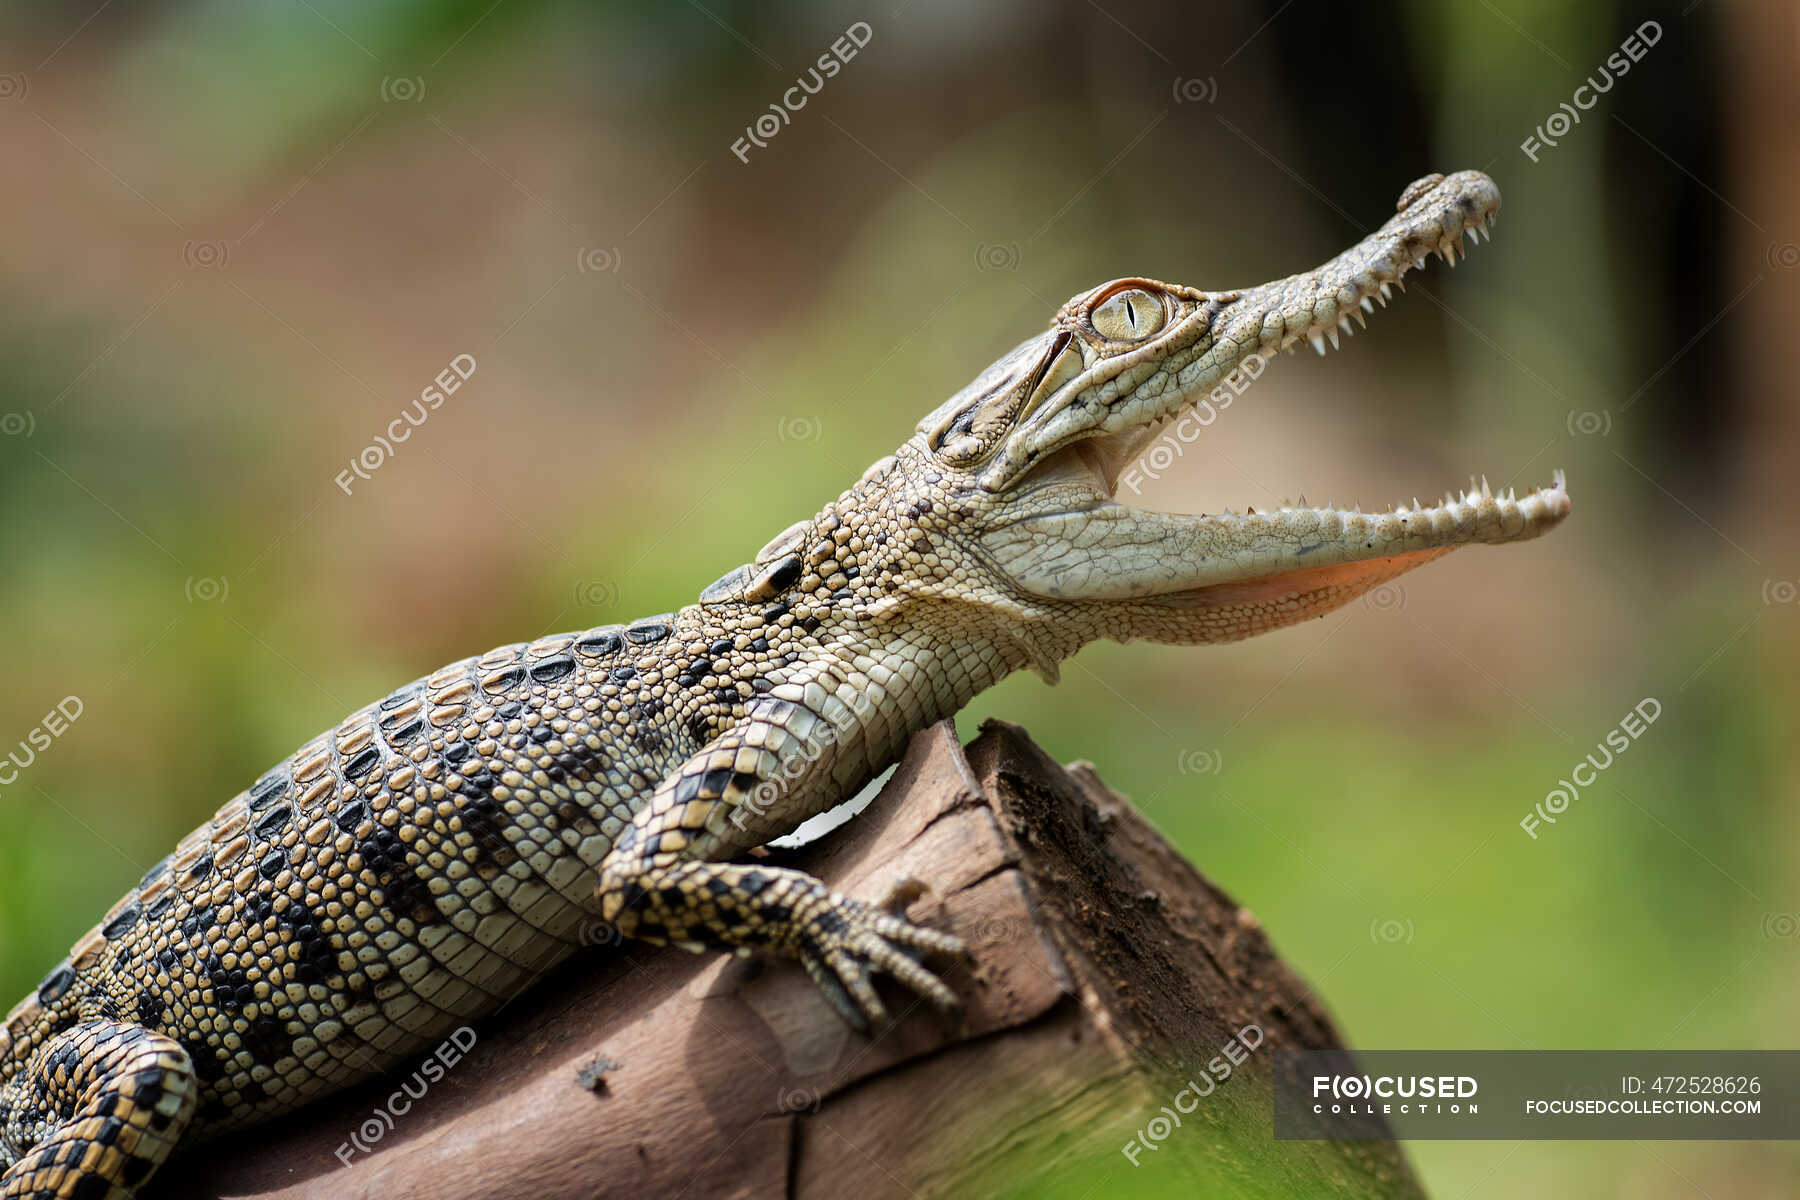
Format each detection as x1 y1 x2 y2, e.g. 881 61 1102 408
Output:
981 172 1572 618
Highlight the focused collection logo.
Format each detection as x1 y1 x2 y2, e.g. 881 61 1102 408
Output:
1310 1073 1480 1117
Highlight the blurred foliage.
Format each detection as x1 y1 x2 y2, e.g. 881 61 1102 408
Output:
1 0 1793 1194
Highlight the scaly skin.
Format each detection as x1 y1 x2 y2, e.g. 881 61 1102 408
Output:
0 169 1568 1198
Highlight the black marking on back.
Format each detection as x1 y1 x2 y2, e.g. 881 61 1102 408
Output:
380 683 422 711
360 820 439 926
482 665 528 694
626 619 671 645
185 851 216 885
136 992 167 1026
576 628 625 657
530 654 576 683
138 855 171 890
37 962 76 1005
253 803 293 840
334 797 369 832
343 746 381 781
102 902 142 940
248 767 290 811
182 1034 229 1083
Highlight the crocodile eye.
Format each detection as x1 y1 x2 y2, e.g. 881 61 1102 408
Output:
1089 288 1166 341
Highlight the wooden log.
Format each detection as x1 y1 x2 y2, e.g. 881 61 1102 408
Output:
151 718 1423 1199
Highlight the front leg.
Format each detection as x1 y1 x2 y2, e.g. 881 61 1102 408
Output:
595 698 964 1031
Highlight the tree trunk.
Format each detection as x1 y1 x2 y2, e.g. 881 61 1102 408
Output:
151 718 1423 1200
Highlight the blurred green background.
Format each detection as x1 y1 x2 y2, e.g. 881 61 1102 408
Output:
1 0 1795 1195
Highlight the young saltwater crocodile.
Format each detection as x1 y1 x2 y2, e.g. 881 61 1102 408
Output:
0 169 1567 1198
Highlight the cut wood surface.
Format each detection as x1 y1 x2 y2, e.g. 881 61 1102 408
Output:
152 719 1422 1200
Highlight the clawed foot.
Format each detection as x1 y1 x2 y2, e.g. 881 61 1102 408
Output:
794 879 966 1033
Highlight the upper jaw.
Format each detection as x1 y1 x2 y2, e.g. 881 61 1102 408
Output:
995 170 1503 494
1206 168 1500 363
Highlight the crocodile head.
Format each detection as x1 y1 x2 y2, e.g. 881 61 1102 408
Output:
902 169 1570 651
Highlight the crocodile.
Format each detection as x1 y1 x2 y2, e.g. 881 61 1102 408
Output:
0 168 1568 1199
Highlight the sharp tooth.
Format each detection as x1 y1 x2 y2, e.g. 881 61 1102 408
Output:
1360 297 1375 314
1327 328 1340 350
1379 283 1393 302
1466 227 1482 245
1297 493 1307 506
1309 331 1327 356
1439 237 1456 264
1352 309 1367 328
1480 475 1492 498
1394 278 1406 293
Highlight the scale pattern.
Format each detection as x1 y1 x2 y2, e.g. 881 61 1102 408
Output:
0 169 1569 1198
0 472 997 1198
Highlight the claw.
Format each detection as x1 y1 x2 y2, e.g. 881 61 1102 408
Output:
797 892 967 1031
825 945 888 1027
800 948 868 1033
